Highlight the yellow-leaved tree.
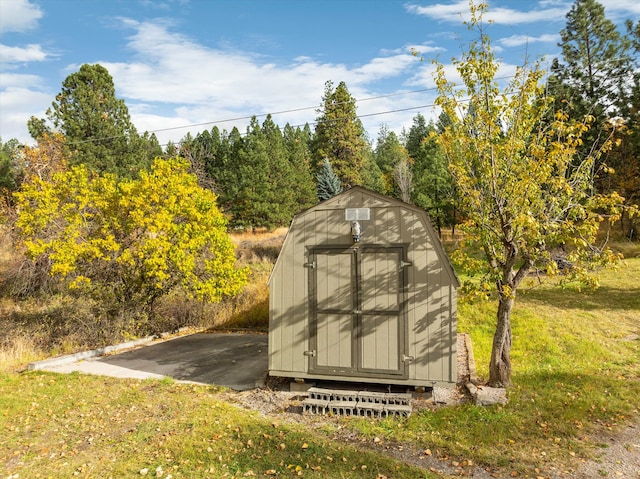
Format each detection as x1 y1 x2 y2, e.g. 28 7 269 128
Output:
434 1 624 387
14 157 247 324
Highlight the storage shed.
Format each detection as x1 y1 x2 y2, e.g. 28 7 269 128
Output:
268 187 460 388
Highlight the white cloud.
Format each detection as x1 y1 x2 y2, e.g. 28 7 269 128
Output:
406 1 568 25
0 43 49 63
139 0 189 11
381 43 444 57
92 18 424 143
405 1 471 23
406 61 456 89
0 72 50 143
0 0 43 35
406 59 519 94
498 33 560 48
353 54 418 79
0 86 50 143
599 0 640 16
0 72 44 89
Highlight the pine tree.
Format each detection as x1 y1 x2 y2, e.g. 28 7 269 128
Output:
406 114 455 234
215 127 244 215
316 158 343 201
27 64 153 178
0 138 22 195
313 81 369 186
283 123 317 212
608 19 640 238
559 0 631 117
373 125 409 196
196 126 226 192
550 0 633 178
261 115 298 225
139 132 163 161
164 141 179 158
222 116 299 229
405 113 429 160
227 117 274 229
359 152 385 194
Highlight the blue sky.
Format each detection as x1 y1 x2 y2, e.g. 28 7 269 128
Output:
1 0 638 147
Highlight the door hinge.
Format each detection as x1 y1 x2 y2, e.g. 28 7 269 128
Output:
304 350 316 357
400 260 412 269
304 261 316 269
402 354 415 363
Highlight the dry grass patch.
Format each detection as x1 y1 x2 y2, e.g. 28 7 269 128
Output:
0 332 44 373
0 227 285 370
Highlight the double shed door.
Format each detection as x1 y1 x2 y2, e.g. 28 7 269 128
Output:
308 245 408 379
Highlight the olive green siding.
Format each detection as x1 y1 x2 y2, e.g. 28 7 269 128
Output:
268 187 459 387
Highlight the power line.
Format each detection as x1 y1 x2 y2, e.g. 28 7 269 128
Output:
137 85 448 135
59 86 449 147
157 102 444 148
130 77 521 137
56 66 638 148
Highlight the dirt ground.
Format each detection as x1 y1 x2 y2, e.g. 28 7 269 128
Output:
571 420 640 479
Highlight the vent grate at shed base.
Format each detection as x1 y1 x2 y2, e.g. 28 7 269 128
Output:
302 387 412 417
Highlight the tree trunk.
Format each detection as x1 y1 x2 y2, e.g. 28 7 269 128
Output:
489 295 513 387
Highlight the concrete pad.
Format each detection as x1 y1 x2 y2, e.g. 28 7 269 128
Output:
39 333 268 391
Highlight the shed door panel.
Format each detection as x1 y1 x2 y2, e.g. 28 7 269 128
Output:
316 252 352 311
314 251 354 371
309 246 406 379
359 314 399 371
359 251 401 373
361 251 399 311
316 313 352 369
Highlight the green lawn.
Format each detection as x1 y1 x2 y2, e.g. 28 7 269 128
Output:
345 258 640 477
1 259 638 478
0 373 431 478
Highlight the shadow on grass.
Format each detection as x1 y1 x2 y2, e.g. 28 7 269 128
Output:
510 368 640 434
520 285 639 311
401 369 639 472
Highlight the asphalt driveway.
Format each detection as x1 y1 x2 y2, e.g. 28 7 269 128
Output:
36 333 269 391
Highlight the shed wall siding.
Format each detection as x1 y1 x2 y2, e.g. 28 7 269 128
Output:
269 187 458 386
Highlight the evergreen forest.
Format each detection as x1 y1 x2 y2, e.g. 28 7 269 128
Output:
2 0 639 236
0 0 638 366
